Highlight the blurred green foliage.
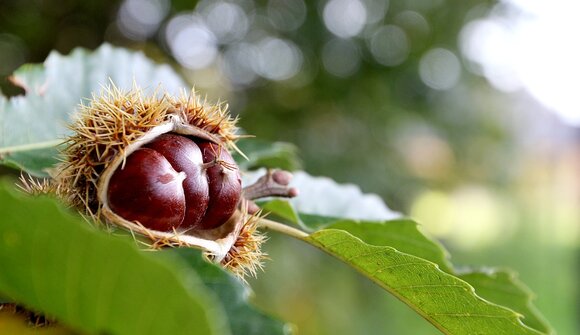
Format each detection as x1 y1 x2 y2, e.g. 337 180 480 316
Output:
0 0 577 334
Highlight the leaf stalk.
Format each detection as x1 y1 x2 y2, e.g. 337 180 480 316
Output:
256 217 308 240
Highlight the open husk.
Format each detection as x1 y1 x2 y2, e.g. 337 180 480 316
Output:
47 84 264 272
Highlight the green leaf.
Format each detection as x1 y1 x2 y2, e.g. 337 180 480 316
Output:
284 171 400 221
244 170 401 223
319 218 551 333
321 218 551 333
258 173 551 335
0 182 229 335
307 229 542 335
260 199 302 226
170 249 291 335
326 219 454 274
259 199 341 232
234 138 301 171
0 44 186 176
458 270 552 334
0 147 61 177
263 202 551 334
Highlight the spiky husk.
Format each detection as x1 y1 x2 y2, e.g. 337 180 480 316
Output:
18 174 62 197
218 213 267 280
55 85 238 217
15 83 274 280
44 84 270 276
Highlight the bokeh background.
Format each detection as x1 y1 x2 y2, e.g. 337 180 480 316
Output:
1 0 578 334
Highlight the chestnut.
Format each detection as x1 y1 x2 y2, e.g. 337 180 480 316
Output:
107 148 187 232
197 141 242 230
52 85 299 277
144 134 209 230
107 133 242 232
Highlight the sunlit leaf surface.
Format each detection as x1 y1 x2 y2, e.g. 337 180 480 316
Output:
458 270 552 334
244 169 401 223
308 229 542 335
261 192 551 335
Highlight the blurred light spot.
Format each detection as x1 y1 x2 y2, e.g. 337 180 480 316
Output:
461 0 580 126
182 66 224 91
0 34 27 75
300 112 364 157
252 37 303 81
395 10 430 37
410 191 453 236
368 25 409 66
419 48 461 90
267 0 307 32
322 38 361 77
202 2 249 44
323 0 367 38
165 14 218 70
402 134 454 179
360 0 389 24
392 123 454 180
549 150 580 246
460 19 521 91
117 0 169 40
463 3 491 23
405 0 444 12
411 186 516 250
220 43 259 86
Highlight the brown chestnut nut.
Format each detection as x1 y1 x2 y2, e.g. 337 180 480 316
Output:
144 134 209 230
107 133 242 232
107 148 186 232
197 141 242 230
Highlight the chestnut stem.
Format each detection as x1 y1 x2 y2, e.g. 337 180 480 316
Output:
243 169 298 200
257 217 308 240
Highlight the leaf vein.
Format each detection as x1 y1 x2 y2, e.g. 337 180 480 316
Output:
369 262 428 276
431 312 511 319
396 284 467 290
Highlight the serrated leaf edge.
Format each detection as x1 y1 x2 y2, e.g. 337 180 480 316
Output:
307 229 544 335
